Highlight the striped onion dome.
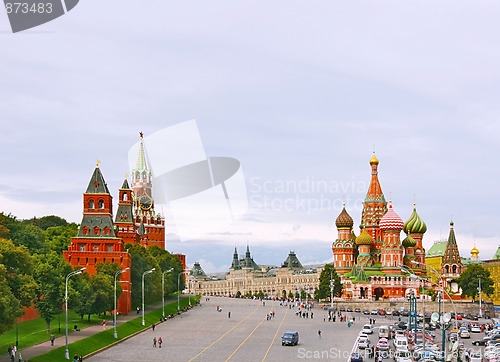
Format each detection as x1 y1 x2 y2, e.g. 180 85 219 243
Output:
402 233 417 247
356 228 374 245
379 203 404 230
335 205 354 228
403 204 427 234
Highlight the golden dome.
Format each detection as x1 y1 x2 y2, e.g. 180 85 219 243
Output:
369 152 379 165
471 244 479 256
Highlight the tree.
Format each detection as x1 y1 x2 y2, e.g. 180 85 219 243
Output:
315 263 342 301
24 215 68 230
33 252 73 332
44 223 78 254
457 264 494 301
0 264 24 334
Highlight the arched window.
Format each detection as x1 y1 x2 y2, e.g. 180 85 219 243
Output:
98 199 104 209
445 265 450 274
89 199 95 209
452 265 457 274
93 227 100 235
123 193 128 201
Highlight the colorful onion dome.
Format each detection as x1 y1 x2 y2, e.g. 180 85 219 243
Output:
471 244 479 257
369 152 379 165
403 204 427 234
356 228 374 245
402 233 417 247
379 203 404 230
335 205 354 228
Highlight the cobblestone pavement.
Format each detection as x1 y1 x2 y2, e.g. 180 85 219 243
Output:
86 297 367 362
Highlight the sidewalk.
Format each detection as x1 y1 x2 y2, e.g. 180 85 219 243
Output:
0 300 172 362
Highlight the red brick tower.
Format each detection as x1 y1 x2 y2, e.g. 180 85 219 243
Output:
131 133 165 249
379 202 404 274
63 164 132 315
360 153 388 263
332 205 356 273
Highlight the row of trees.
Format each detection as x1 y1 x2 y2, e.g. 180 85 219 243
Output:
0 213 183 334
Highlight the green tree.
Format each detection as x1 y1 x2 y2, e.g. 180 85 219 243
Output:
89 273 114 316
33 252 73 332
126 243 160 308
44 223 78 254
0 264 24 334
0 239 37 308
24 215 68 230
315 263 342 301
457 264 494 301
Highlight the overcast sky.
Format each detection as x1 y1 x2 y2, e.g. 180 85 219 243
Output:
1 1 499 272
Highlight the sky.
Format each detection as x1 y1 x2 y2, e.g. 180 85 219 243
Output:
1 1 500 273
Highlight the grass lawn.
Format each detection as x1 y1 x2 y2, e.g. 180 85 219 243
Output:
0 310 102 354
30 297 194 362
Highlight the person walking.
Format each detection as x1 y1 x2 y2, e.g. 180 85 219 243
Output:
318 330 322 339
158 337 163 348
152 323 156 331
153 337 157 348
50 333 55 346
228 311 231 318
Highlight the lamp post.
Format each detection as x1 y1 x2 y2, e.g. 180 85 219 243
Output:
177 271 189 312
142 268 156 326
478 276 482 318
162 268 174 319
65 267 86 360
114 267 129 338
330 270 334 311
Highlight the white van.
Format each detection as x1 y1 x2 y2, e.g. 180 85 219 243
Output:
378 325 389 339
393 336 409 351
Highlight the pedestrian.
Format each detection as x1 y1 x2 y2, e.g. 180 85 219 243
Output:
137 306 140 314
228 311 231 318
152 323 156 331
17 352 22 362
318 330 322 339
73 354 78 362
311 312 314 319
153 337 157 347
158 337 163 348
50 333 55 346
102 319 106 330
79 356 83 362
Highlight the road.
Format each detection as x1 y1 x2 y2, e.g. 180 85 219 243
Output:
86 297 366 362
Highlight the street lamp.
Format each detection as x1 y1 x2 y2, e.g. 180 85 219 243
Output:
114 267 129 338
478 276 482 318
162 268 174 319
65 267 86 360
142 268 156 326
330 271 335 311
177 271 189 312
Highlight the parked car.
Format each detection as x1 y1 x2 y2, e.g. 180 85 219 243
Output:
355 308 361 313
460 329 471 339
392 310 401 317
358 334 371 349
377 337 390 351
363 309 371 315
378 309 386 316
351 352 364 362
362 324 373 334
394 349 412 362
471 325 482 333
372 309 379 315
281 331 299 346
340 306 346 312
347 307 353 312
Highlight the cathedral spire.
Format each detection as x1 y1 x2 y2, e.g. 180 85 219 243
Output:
365 152 386 203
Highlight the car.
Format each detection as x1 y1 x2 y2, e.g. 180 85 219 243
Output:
401 310 410 317
472 336 491 346
362 324 373 334
351 352 364 362
469 350 483 362
377 337 390 352
358 334 371 349
378 309 386 316
471 325 482 333
456 313 463 320
364 309 371 315
355 308 361 313
340 306 346 312
393 310 400 317
372 309 379 315
347 307 353 312
281 331 299 346
460 329 471 339
394 350 412 362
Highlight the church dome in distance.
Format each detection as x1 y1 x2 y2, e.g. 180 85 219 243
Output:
379 203 404 231
335 205 354 228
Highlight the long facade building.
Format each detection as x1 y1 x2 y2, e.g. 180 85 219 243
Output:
191 154 438 300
